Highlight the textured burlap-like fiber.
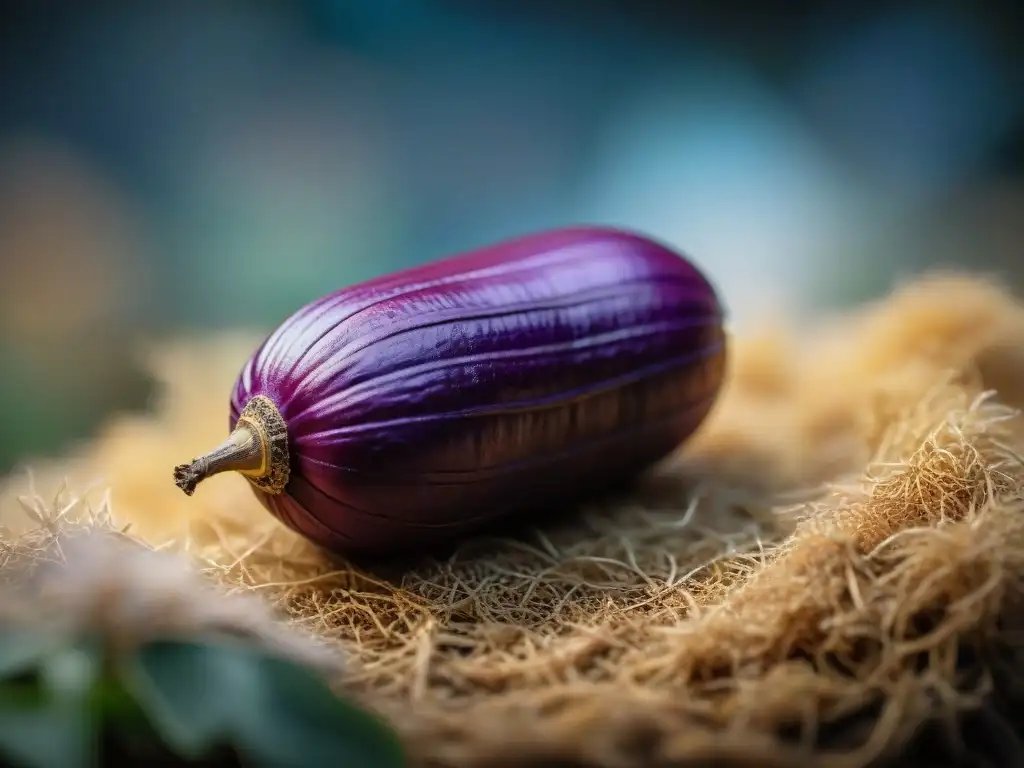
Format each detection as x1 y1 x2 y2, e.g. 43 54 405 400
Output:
4 274 1024 767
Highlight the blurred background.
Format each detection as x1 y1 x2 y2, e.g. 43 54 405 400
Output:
0 0 1022 475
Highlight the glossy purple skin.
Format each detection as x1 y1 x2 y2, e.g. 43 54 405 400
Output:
230 226 727 556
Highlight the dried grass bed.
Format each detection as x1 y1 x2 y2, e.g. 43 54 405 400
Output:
4 274 1024 767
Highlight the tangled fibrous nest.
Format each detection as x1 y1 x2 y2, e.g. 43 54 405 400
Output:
5 273 1024 767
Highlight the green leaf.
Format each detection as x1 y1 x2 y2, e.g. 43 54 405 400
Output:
0 629 58 680
124 639 405 768
39 645 101 702
0 634 103 768
241 652 405 768
91 677 187 764
121 639 255 760
0 680 93 768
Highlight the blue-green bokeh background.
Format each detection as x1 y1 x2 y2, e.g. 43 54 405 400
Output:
1 0 1022 474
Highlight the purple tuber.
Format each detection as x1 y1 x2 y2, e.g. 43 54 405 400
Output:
173 226 727 557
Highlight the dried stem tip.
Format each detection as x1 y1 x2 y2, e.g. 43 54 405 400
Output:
173 395 291 497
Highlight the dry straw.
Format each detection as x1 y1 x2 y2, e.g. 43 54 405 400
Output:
3 273 1024 767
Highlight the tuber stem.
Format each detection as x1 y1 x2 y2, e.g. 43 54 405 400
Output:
173 395 291 497
173 425 265 495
